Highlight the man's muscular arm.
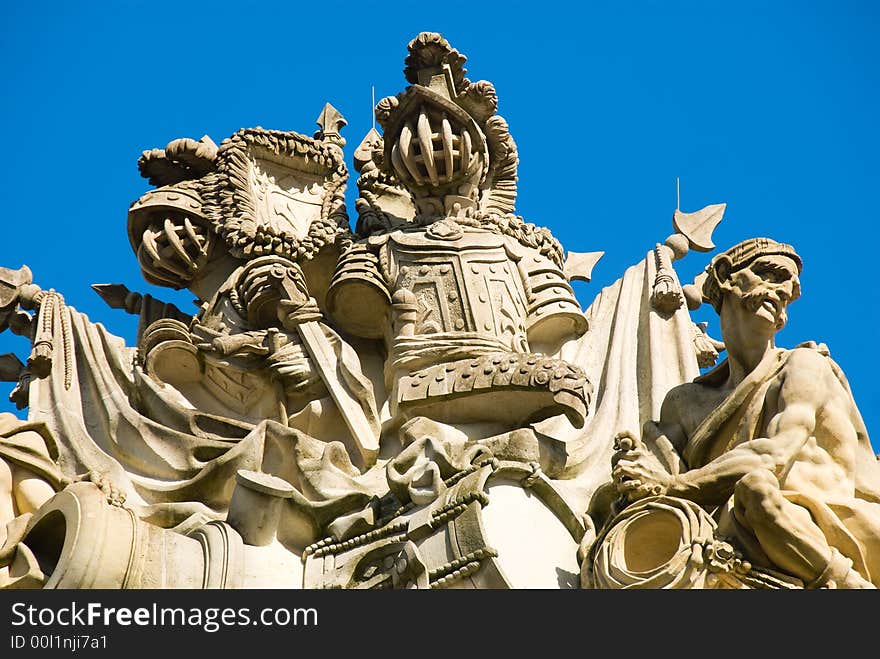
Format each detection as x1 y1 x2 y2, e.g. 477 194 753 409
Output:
668 349 836 506
615 349 850 507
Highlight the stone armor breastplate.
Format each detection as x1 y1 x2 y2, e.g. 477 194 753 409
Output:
387 227 530 362
327 223 591 430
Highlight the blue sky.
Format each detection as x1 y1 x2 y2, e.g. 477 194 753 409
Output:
1 1 877 449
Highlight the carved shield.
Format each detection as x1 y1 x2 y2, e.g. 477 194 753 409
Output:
211 127 350 262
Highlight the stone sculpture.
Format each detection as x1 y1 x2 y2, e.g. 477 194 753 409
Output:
583 238 880 588
0 33 875 590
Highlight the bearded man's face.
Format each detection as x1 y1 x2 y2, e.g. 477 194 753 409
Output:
728 255 801 330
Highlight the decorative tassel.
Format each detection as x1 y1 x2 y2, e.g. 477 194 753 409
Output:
651 243 684 313
26 290 73 389
693 322 725 368
27 290 55 378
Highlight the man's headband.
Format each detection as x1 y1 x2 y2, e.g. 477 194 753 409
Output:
701 237 802 311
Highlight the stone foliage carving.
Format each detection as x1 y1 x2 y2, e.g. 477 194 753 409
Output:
0 34 875 590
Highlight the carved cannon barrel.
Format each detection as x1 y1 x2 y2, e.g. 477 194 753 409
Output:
16 482 243 589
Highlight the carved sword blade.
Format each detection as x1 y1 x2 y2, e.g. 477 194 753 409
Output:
295 320 380 467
